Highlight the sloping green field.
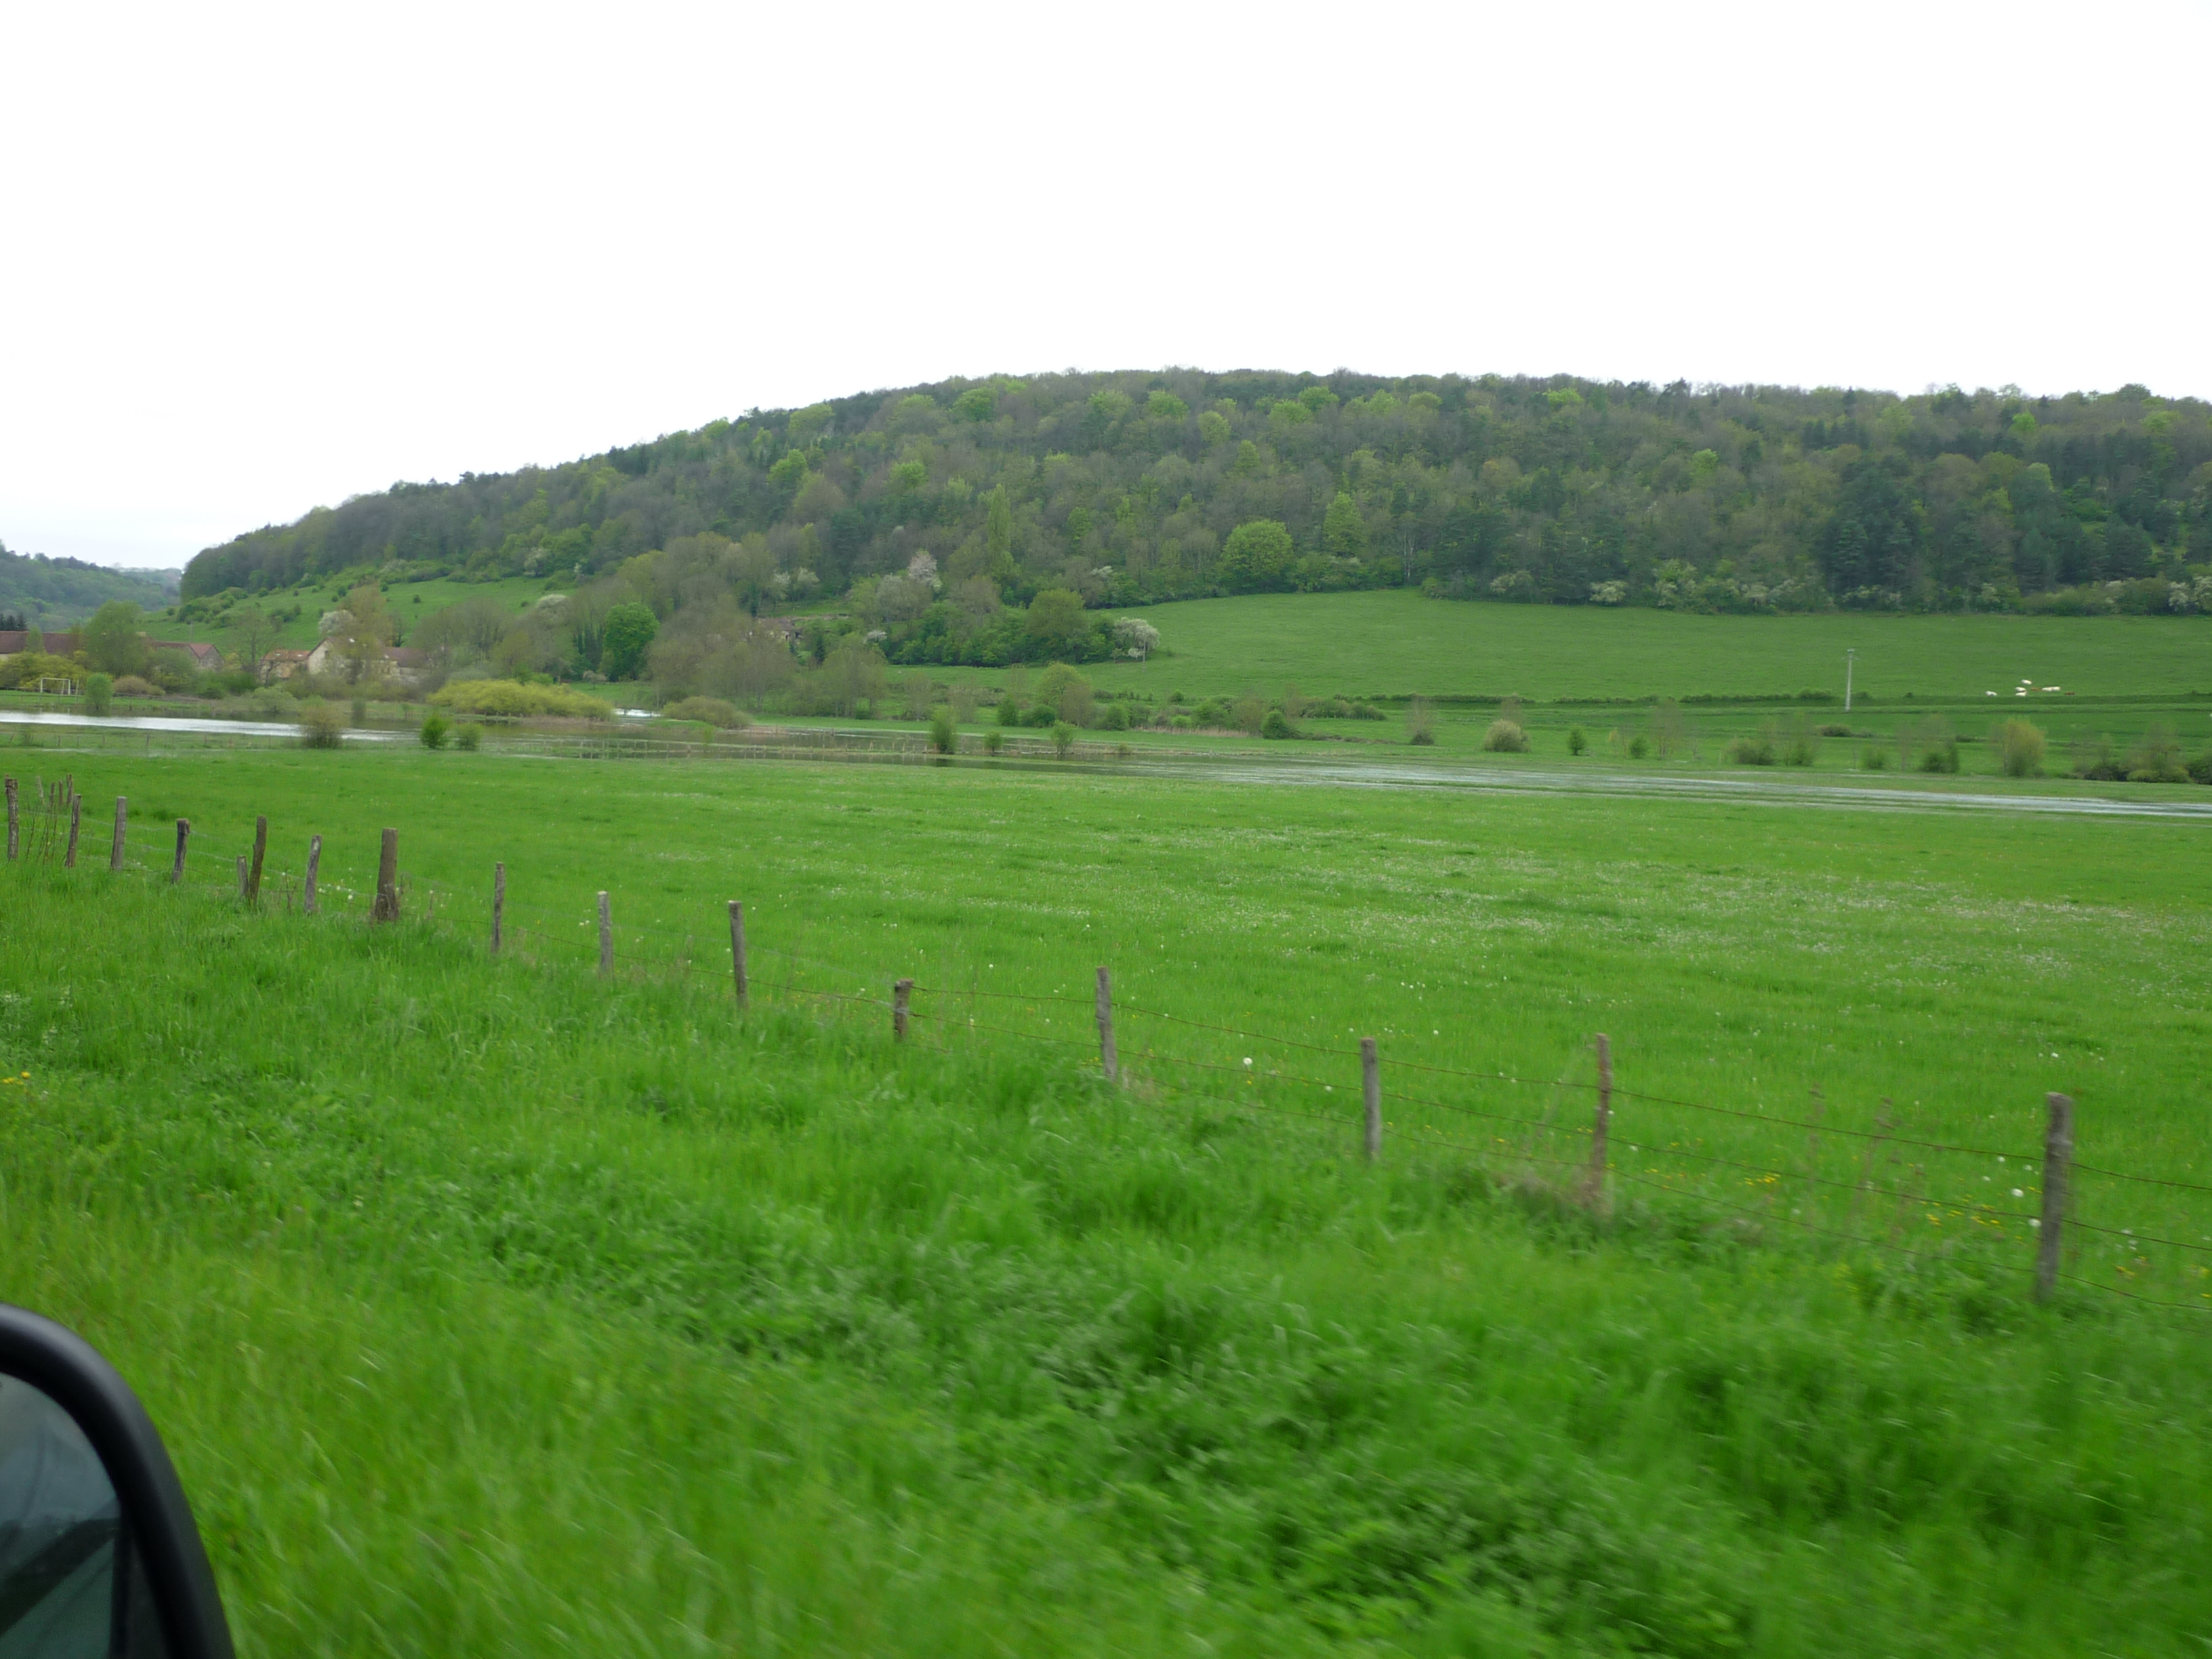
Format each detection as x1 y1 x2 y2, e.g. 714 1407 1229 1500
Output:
1065 592 2212 702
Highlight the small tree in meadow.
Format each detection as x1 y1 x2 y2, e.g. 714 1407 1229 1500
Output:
1051 720 1076 758
1992 719 2045 777
928 704 957 754
1406 698 1436 745
1566 726 1587 756
300 701 344 748
419 712 451 750
1481 719 1528 752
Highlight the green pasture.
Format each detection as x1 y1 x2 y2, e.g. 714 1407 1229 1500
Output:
1038 590 2212 703
146 573 552 649
2 746 2210 1654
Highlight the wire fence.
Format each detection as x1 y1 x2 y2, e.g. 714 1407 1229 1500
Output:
8 774 2211 1322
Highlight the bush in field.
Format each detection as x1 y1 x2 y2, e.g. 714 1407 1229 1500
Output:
983 729 1004 755
928 705 956 754
1779 717 1818 766
431 680 611 720
454 723 483 751
2072 734 2124 780
112 675 158 698
350 697 369 726
1232 695 1266 735
1099 702 1129 731
1626 732 1649 759
661 696 749 729
299 701 344 748
1911 716 1960 774
1725 732 1776 765
1481 718 1529 752
1406 697 1436 745
1566 726 1587 756
1050 720 1076 758
1261 708 1294 739
2189 750 2212 785
83 673 113 715
2126 722 2188 783
1992 719 2045 777
419 712 451 750
1860 743 1889 770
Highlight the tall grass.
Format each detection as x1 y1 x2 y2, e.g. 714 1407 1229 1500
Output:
6 859 2212 1656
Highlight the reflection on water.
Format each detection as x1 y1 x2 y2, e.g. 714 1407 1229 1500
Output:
0 708 404 743
0 1376 117 1658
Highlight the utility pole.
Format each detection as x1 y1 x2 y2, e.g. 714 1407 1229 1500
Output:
1845 648 1856 712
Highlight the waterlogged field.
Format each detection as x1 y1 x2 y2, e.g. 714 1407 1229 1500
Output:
3 745 2211 1656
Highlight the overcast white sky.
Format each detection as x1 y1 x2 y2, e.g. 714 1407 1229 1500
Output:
3 0 2207 570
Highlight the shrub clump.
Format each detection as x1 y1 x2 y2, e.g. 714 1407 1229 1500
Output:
1859 743 1889 770
298 701 344 748
1481 718 1530 753
453 723 483 751
419 712 451 750
82 672 113 715
111 674 159 698
1725 733 1776 766
1050 720 1076 758
1566 726 1587 756
661 696 749 729
1406 698 1437 745
1261 708 1295 739
430 680 611 720
928 705 957 754
2125 722 2188 783
1992 719 2045 778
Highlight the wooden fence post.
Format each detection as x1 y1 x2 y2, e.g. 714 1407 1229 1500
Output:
728 901 746 1004
597 891 612 975
64 794 81 868
893 978 912 1042
2034 1092 2074 1304
109 797 126 873
5 777 15 861
371 828 399 920
171 819 189 884
491 863 505 956
247 815 266 905
304 836 321 915
1361 1037 1381 1161
1095 966 1116 1082
1584 1033 1613 1208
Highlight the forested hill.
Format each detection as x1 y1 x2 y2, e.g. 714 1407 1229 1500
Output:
0 541 179 627
184 372 2212 616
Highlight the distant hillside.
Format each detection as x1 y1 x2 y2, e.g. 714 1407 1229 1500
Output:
184 372 2212 622
0 541 179 627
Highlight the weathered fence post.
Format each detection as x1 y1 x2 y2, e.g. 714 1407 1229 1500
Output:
728 900 746 1004
304 835 321 915
109 797 126 873
246 815 266 905
893 977 913 1042
1584 1033 1613 1208
371 828 399 920
5 777 16 861
64 793 81 868
1095 965 1117 1082
235 855 248 899
2034 1091 2074 1304
597 891 612 975
491 863 505 956
1361 1037 1381 1161
171 819 190 883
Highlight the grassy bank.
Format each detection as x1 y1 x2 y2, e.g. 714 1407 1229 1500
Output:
3 749 2209 1654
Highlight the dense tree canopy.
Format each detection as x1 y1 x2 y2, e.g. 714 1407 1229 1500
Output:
182 373 2212 635
0 541 177 628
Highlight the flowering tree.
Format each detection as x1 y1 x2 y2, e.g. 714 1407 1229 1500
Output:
1111 617 1160 660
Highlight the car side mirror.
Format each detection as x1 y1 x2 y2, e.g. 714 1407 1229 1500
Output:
0 1304 232 1658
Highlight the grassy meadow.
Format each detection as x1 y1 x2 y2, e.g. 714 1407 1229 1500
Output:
1049 590 2212 703
3 743 2211 1656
